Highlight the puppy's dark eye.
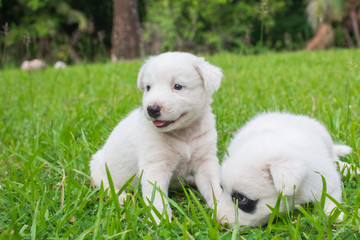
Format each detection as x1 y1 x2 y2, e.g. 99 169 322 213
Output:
146 85 151 92
235 193 248 204
174 84 183 90
231 191 258 213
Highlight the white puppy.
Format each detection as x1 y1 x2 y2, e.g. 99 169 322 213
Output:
217 112 352 227
90 52 223 223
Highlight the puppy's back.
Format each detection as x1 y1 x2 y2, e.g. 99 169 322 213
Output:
228 112 334 159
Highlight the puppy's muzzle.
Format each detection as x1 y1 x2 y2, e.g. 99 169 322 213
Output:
147 105 161 119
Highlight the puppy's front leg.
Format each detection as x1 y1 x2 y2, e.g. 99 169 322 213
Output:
194 156 222 208
140 162 174 224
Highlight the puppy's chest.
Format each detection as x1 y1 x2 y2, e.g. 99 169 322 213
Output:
172 139 203 175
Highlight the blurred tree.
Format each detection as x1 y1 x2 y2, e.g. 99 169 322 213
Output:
141 0 288 54
0 0 89 65
305 0 360 48
346 0 360 46
269 1 311 50
111 0 141 61
57 1 89 63
2 0 357 67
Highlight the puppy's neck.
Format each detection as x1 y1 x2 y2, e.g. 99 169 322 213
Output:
166 107 215 142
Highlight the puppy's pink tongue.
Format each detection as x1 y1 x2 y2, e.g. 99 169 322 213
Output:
153 120 167 127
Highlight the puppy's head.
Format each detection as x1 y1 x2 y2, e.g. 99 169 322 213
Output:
137 52 222 132
217 139 306 227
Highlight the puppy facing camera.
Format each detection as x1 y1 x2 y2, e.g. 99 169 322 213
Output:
217 112 352 227
90 52 223 223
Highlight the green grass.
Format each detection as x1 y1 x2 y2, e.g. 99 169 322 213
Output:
0 49 359 239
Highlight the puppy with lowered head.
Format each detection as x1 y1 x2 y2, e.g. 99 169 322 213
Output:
90 52 223 223
217 112 352 227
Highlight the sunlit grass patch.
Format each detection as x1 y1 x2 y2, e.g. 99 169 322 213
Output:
0 49 359 238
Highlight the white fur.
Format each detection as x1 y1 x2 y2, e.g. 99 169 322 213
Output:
21 59 46 70
90 52 223 223
217 112 352 227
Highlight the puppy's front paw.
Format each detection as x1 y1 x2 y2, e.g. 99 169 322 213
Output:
205 186 222 209
151 205 172 224
118 192 127 205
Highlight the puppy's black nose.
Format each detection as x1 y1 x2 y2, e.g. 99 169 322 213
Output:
147 105 161 118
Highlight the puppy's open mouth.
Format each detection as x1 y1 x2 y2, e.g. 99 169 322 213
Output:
152 113 186 128
152 120 174 128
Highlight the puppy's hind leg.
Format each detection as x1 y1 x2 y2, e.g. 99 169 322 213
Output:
333 144 360 175
117 174 139 205
336 160 360 176
95 178 133 206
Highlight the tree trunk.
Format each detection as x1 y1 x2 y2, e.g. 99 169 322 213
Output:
305 23 334 50
349 9 360 47
343 27 354 47
69 30 82 64
111 0 141 61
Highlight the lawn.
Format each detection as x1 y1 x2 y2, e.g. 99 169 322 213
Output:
0 49 359 239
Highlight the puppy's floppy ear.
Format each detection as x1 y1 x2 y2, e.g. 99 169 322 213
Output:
269 159 306 196
194 58 223 94
137 57 151 91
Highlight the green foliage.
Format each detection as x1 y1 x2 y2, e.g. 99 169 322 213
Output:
0 50 359 238
142 0 295 53
305 0 360 48
1 0 314 66
0 0 108 66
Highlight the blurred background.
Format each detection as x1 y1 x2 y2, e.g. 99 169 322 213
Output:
0 0 359 67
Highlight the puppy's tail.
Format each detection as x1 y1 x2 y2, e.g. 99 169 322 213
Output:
333 144 352 157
